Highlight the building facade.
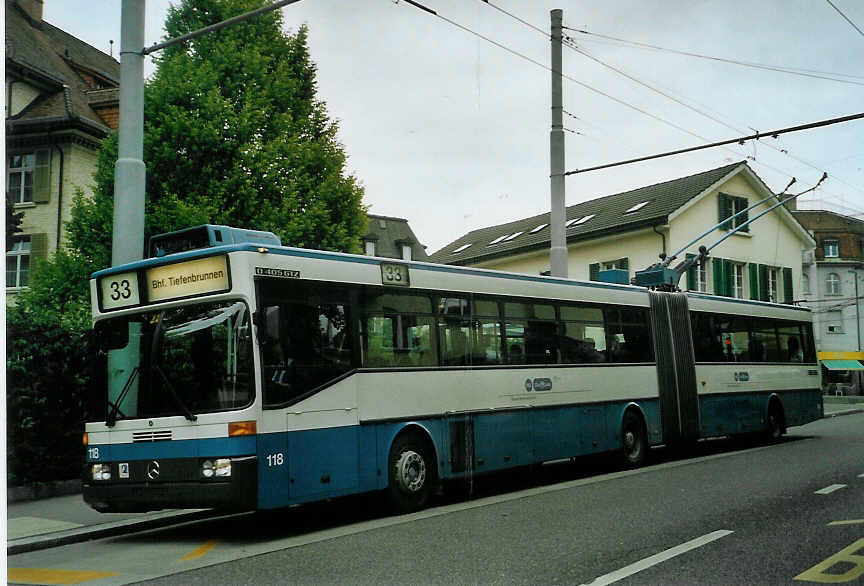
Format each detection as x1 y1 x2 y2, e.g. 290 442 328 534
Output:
361 214 429 262
6 0 119 297
430 162 815 304
794 210 864 394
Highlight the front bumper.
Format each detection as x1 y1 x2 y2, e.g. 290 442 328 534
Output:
83 455 257 513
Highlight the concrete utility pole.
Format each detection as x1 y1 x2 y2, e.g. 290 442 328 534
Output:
113 0 146 266
549 9 567 278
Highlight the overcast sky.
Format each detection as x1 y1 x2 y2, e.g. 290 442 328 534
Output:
44 0 864 254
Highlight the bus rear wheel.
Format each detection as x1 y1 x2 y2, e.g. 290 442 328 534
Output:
621 411 647 467
387 434 434 514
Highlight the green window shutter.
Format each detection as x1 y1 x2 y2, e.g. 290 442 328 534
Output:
589 263 600 281
737 198 749 233
32 149 51 203
618 257 629 274
723 259 733 296
30 233 48 261
782 267 793 304
686 253 695 290
748 263 759 300
718 194 731 231
758 264 769 301
712 257 724 295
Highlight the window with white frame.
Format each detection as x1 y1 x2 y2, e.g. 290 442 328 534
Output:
7 153 35 204
766 267 778 302
731 263 745 298
826 272 841 295
401 244 412 261
364 240 376 256
823 239 839 258
6 236 31 288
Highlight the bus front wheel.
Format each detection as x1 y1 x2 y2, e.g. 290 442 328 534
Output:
621 411 647 467
387 434 434 514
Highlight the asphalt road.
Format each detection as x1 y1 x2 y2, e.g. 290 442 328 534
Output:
8 413 863 586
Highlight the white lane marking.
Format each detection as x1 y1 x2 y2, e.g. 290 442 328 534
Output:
814 484 847 495
580 530 734 586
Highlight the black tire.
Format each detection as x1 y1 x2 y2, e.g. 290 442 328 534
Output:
386 434 435 514
764 403 784 442
621 410 648 467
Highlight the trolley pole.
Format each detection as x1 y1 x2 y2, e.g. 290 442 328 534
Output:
549 9 567 278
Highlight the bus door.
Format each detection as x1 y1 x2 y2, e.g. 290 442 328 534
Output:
648 291 700 442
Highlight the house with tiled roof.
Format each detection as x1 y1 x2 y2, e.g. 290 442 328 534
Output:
6 0 119 297
361 214 429 262
430 161 815 303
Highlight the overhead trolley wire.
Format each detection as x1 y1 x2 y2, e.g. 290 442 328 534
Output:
473 1 864 204
565 28 864 86
565 113 864 175
826 0 864 37
408 0 862 212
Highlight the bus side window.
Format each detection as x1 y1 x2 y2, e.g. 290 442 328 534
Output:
438 296 470 366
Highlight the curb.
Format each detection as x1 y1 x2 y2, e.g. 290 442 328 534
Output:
7 480 82 504
823 408 864 418
7 509 216 556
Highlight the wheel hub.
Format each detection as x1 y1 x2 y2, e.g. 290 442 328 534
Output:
395 450 426 493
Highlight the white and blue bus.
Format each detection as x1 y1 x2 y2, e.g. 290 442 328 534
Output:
83 225 823 513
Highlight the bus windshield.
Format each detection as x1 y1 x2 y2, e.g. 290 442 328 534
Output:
97 300 254 422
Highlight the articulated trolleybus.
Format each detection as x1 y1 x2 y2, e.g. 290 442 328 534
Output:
84 225 823 513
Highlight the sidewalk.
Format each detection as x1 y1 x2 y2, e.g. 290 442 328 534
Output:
823 394 864 417
7 493 213 555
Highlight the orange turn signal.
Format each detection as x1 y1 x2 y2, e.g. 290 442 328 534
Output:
83 432 89 446
228 421 256 436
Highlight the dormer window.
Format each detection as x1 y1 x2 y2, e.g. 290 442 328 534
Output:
570 214 595 227
504 231 524 242
823 239 839 258
624 201 650 214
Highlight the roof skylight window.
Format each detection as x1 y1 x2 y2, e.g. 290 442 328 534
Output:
530 223 548 233
489 235 508 245
565 217 581 227
453 243 472 253
504 231 524 242
624 201 650 214
570 214 595 226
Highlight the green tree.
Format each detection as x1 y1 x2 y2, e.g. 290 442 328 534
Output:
71 0 366 264
7 0 367 484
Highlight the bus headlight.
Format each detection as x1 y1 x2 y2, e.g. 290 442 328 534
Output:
92 463 111 481
202 458 231 478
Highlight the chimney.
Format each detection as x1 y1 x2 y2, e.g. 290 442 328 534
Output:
17 0 44 22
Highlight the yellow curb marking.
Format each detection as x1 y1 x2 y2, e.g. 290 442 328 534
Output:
181 539 219 561
794 538 864 583
828 520 864 526
7 568 118 584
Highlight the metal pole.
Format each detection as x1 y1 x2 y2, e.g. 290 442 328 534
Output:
549 9 567 278
113 0 146 266
108 0 146 422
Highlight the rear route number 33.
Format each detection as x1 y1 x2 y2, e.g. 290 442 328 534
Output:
381 263 409 287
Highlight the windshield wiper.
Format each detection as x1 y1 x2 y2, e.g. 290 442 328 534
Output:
154 364 198 422
106 366 139 427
